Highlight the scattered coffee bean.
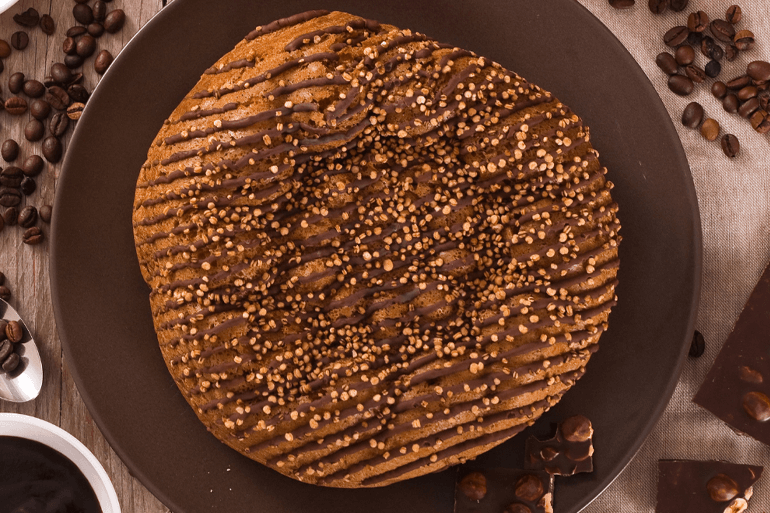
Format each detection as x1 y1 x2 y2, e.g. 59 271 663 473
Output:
67 102 85 120
0 286 9 301
22 155 44 177
93 0 107 21
723 93 739 113
759 90 770 111
62 37 76 55
675 45 694 66
76 35 96 58
734 30 755 51
45 86 70 111
668 74 694 96
687 30 703 47
87 22 104 38
22 79 45 98
648 0 668 14
609 0 635 9
0 320 9 339
49 112 70 137
68 72 84 86
685 65 706 84
20 176 35 196
738 86 758 101
681 102 704 128
24 119 44 142
669 0 687 11
514 474 544 502
656 52 678 75
22 226 43 245
727 75 752 90
458 472 487 501
725 44 739 62
39 205 52 223
5 320 22 343
51 62 73 85
42 137 62 163
700 118 720 141
30 99 51 120
750 110 770 134
104 9 126 33
43 75 56 88
664 26 688 47
0 39 10 58
2 206 18 225
747 61 770 83
13 8 39 28
0 341 12 362
1 140 19 162
0 187 21 207
725 5 742 24
66 26 87 38
67 84 89 103
705 61 721 78
94 49 113 75
40 14 55 35
687 11 709 33
0 166 22 186
11 31 28 50
73 4 94 25
1 352 19 373
8 72 24 94
742 391 770 422
18 206 37 227
721 134 740 158
710 19 736 43
63 55 83 69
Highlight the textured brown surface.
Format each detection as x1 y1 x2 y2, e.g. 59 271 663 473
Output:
132 10 619 487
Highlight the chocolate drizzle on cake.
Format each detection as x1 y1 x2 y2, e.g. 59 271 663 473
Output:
132 11 621 488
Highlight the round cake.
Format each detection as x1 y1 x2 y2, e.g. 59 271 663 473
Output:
132 10 621 488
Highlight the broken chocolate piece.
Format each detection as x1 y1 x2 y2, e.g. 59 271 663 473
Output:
694 261 770 445
657 460 762 513
524 415 594 476
454 468 552 513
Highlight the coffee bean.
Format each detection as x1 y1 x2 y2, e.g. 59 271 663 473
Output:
64 54 83 69
87 22 104 38
514 474 544 502
721 134 739 158
705 60 721 78
675 45 694 66
11 31 29 50
22 155 44 177
76 35 96 58
700 36 723 61
725 45 739 62
62 37 76 55
5 320 22 343
664 26 688 47
734 30 755 51
43 76 56 88
685 65 706 84
700 118 720 141
94 50 114 75
723 93 739 113
609 0 635 9
1 352 20 373
49 112 70 137
39 205 52 223
648 0 668 14
681 102 704 128
743 391 770 421
687 11 709 33
30 99 51 120
42 137 62 163
0 286 9 301
669 0 687 11
687 30 703 47
759 90 770 112
1 140 19 162
0 188 20 207
18 205 37 227
2 206 17 225
68 72 84 86
0 341 12 362
727 75 752 90
67 84 89 103
45 86 70 111
738 86 758 101
93 0 107 21
73 4 94 25
710 19 736 43
750 110 770 134
656 52 678 75
13 8 39 28
24 119 44 142
40 14 55 35
0 320 7 338
66 26 87 38
8 72 24 94
668 74 694 96
458 472 487 501
0 39 10 58
748 61 770 83
726 5 742 24
0 174 20 188
22 226 43 245
23 79 45 98
64 103 85 122
20 176 35 196
51 62 73 85
104 9 126 33
0 166 22 183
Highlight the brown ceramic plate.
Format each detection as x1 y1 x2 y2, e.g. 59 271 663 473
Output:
50 1 702 512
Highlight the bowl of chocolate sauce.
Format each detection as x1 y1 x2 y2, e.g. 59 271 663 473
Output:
0 413 120 513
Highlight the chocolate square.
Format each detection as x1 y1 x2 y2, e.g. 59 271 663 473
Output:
694 262 770 444
454 467 553 513
524 415 593 476
657 460 762 513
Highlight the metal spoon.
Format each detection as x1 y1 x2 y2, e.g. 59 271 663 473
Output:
0 299 43 402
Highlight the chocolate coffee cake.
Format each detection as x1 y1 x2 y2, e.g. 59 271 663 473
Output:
132 10 621 487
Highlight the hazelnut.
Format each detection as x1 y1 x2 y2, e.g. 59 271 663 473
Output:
458 472 486 501
514 474 544 502
707 474 739 502
560 415 593 442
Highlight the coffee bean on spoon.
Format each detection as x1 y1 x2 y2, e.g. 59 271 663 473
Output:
700 118 720 141
608 0 635 9
0 286 9 301
11 31 28 51
734 30 755 51
30 99 51 120
725 5 742 24
5 321 22 343
685 65 706 84
22 226 43 245
1 352 19 373
49 112 70 138
687 11 708 33
669 0 688 12
648 0 668 14
0 341 12 363
682 102 704 128
723 94 739 113
705 60 721 79
664 26 688 47
656 52 678 75
675 45 694 66
22 155 44 177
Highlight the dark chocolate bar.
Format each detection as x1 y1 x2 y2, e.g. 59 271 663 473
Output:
454 467 553 513
657 459 762 513
524 415 593 476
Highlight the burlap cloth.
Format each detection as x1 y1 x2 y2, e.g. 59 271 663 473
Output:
570 0 770 511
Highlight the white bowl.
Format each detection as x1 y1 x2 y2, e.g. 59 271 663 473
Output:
0 0 18 15
0 413 121 513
